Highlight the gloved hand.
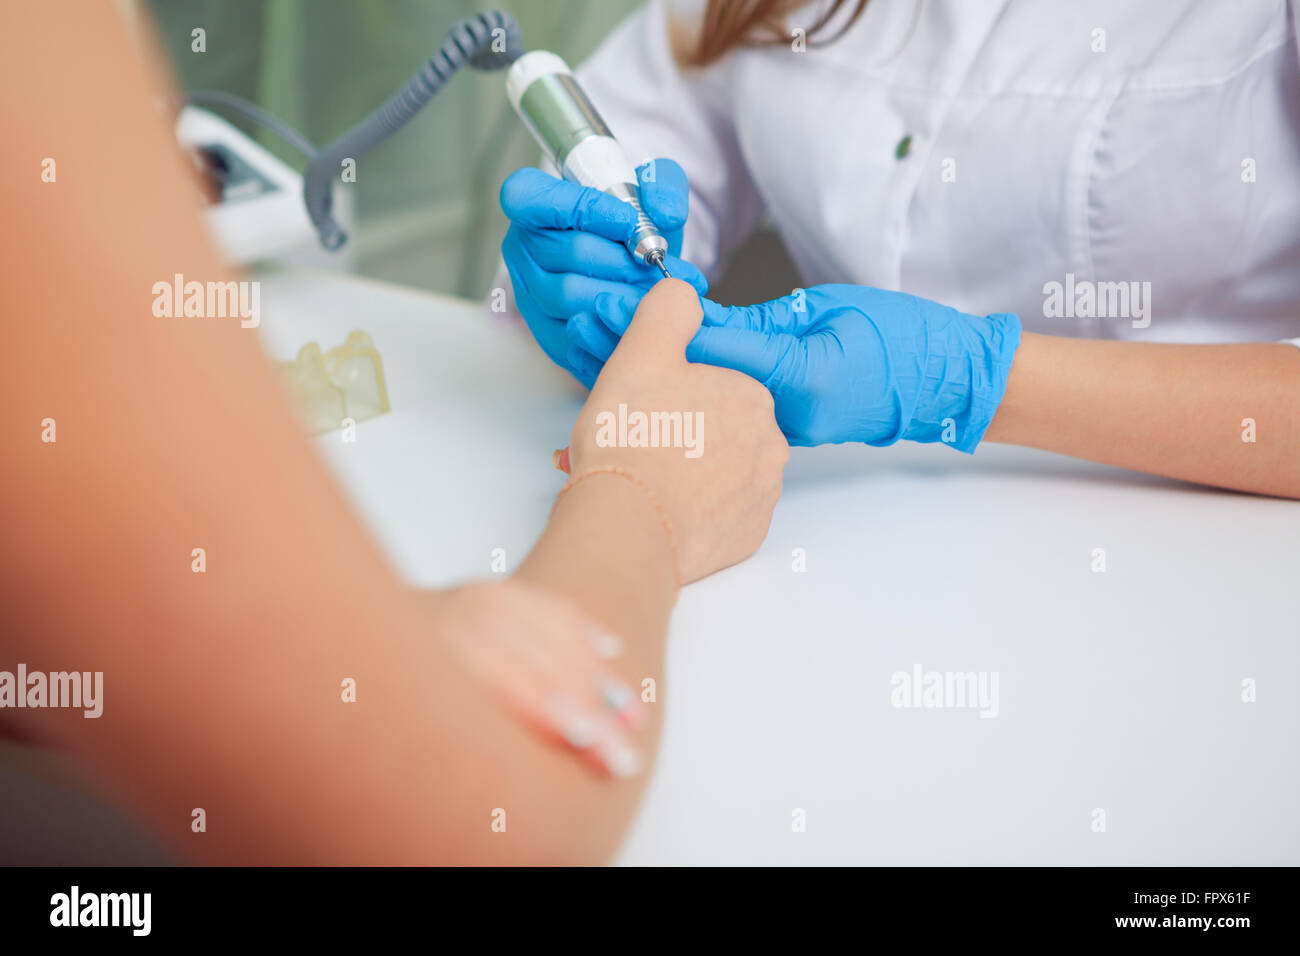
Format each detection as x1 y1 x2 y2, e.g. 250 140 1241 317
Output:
570 284 1022 452
499 158 707 387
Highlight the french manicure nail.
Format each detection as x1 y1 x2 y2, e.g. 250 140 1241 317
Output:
586 629 623 660
595 734 643 779
598 675 634 713
543 693 598 749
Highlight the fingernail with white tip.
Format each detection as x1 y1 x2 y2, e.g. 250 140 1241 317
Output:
599 675 634 713
586 629 623 660
595 734 643 779
543 694 599 749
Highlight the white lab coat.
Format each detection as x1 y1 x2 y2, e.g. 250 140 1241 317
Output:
556 0 1300 345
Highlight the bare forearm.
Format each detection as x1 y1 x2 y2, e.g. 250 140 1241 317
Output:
0 0 675 864
985 332 1300 498
14 504 672 866
517 472 679 729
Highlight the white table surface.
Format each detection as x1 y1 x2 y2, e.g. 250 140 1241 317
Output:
258 267 1300 866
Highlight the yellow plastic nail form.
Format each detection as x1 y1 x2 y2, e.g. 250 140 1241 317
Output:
279 330 390 435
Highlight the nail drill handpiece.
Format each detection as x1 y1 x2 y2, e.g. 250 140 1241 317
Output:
507 51 672 276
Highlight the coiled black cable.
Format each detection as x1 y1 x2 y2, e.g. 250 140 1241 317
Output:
301 10 524 250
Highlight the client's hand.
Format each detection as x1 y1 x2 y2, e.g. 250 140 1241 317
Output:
433 580 645 779
566 278 788 583
570 285 1022 453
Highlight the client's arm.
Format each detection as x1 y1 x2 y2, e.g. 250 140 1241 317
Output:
0 2 785 864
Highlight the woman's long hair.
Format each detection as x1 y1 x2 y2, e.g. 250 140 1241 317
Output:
686 0 868 66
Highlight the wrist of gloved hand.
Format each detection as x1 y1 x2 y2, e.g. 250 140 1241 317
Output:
889 308 1022 453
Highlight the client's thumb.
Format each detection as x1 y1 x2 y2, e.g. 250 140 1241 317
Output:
605 278 703 372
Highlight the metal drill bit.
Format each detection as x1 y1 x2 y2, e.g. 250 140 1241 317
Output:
647 250 672 279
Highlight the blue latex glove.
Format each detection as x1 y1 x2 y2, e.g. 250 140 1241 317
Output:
572 285 1022 452
499 158 707 387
